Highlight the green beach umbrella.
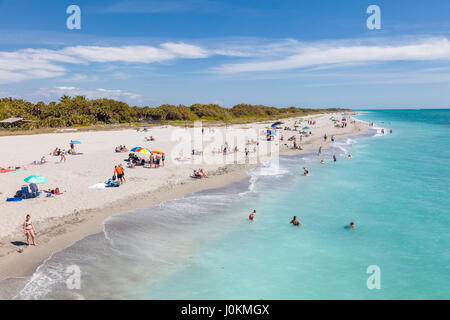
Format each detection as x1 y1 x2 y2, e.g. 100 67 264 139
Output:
24 175 48 184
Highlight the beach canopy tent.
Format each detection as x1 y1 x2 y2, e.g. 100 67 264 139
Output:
0 117 33 128
24 175 48 184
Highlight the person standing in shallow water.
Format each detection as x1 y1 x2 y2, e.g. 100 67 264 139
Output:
333 155 337 162
249 210 256 221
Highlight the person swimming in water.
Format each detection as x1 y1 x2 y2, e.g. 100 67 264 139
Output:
290 216 302 226
333 155 337 162
249 210 256 221
347 154 352 158
320 160 324 164
349 221 355 229
303 167 309 176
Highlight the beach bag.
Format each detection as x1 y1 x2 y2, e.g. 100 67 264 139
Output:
112 174 116 181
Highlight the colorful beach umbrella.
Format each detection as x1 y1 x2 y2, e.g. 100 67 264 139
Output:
152 150 164 154
135 148 152 155
268 129 277 135
130 147 144 152
24 175 48 184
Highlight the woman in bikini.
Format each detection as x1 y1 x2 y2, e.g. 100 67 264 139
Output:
24 214 37 246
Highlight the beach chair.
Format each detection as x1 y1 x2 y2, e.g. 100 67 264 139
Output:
15 185 39 199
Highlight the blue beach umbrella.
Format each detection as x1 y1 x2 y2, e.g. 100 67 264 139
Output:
268 129 277 135
71 140 82 144
130 147 143 152
24 175 48 184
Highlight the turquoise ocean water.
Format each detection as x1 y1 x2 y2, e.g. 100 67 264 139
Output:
8 110 450 299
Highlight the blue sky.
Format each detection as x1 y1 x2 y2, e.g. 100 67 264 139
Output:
1 0 450 108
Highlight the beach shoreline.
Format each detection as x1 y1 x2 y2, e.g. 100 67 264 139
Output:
0 113 368 291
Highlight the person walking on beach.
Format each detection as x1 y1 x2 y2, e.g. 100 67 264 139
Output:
290 216 302 226
318 146 322 155
114 165 125 184
249 210 256 221
119 164 126 183
324 134 327 141
60 150 66 163
24 214 37 246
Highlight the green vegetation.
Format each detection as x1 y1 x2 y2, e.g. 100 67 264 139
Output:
0 96 348 131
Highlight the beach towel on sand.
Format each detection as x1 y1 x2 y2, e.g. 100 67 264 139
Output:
89 183 107 189
6 197 22 202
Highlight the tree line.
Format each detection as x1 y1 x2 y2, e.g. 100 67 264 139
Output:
0 96 347 129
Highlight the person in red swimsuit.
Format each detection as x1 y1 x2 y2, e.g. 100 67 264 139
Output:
249 210 256 221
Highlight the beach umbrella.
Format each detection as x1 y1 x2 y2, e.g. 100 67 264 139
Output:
130 147 144 152
272 121 284 126
70 140 82 144
135 148 152 155
303 126 310 129
152 150 164 154
24 175 48 184
268 129 277 135
265 126 273 129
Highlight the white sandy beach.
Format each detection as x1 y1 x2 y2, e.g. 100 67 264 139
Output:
0 112 367 281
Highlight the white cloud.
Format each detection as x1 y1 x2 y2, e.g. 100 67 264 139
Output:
0 42 210 83
38 87 142 101
61 43 208 63
213 37 450 73
3 37 450 86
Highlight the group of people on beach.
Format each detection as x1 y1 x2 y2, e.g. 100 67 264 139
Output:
115 145 129 153
113 164 126 184
192 169 208 178
52 147 67 162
